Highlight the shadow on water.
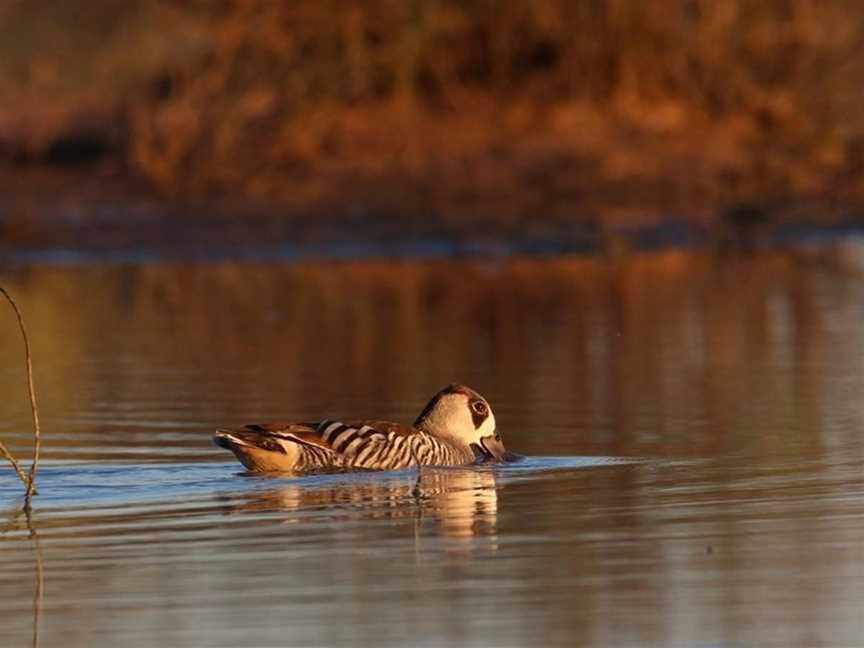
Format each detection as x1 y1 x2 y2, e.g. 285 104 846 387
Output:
232 467 501 553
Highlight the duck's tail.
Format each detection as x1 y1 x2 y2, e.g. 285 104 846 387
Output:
212 427 302 471
212 429 250 450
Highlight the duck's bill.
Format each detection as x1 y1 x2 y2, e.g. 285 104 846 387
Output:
476 433 507 462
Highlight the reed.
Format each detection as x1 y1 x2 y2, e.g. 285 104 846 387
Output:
0 287 42 510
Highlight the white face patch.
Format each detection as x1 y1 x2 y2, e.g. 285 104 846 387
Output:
475 411 497 442
422 392 497 447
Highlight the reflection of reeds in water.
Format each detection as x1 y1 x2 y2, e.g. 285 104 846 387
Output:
1 251 862 465
1 508 43 648
27 512 42 648
233 468 498 552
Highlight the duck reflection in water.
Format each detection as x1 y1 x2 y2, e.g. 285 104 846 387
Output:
229 466 499 553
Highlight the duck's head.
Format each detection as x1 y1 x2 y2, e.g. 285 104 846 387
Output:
414 384 506 462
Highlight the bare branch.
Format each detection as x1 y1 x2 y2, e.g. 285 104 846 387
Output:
0 287 42 509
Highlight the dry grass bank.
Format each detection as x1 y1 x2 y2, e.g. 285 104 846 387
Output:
1 1 863 226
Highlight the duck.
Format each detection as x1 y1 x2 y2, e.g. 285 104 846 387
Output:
213 384 507 472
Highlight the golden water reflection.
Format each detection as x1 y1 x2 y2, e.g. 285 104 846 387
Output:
1 249 863 465
0 249 863 647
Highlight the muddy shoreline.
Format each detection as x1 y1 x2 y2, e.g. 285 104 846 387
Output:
2 166 863 267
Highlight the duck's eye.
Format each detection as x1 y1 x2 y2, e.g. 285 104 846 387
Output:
472 400 488 416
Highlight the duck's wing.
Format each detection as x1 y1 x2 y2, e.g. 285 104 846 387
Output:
312 419 416 455
213 422 326 452
214 419 416 456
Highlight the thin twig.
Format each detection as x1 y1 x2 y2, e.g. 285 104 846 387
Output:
0 441 28 487
0 287 41 509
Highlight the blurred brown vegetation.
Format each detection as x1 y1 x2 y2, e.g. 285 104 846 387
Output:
2 0 864 224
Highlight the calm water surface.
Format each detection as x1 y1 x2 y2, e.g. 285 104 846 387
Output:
0 251 863 647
